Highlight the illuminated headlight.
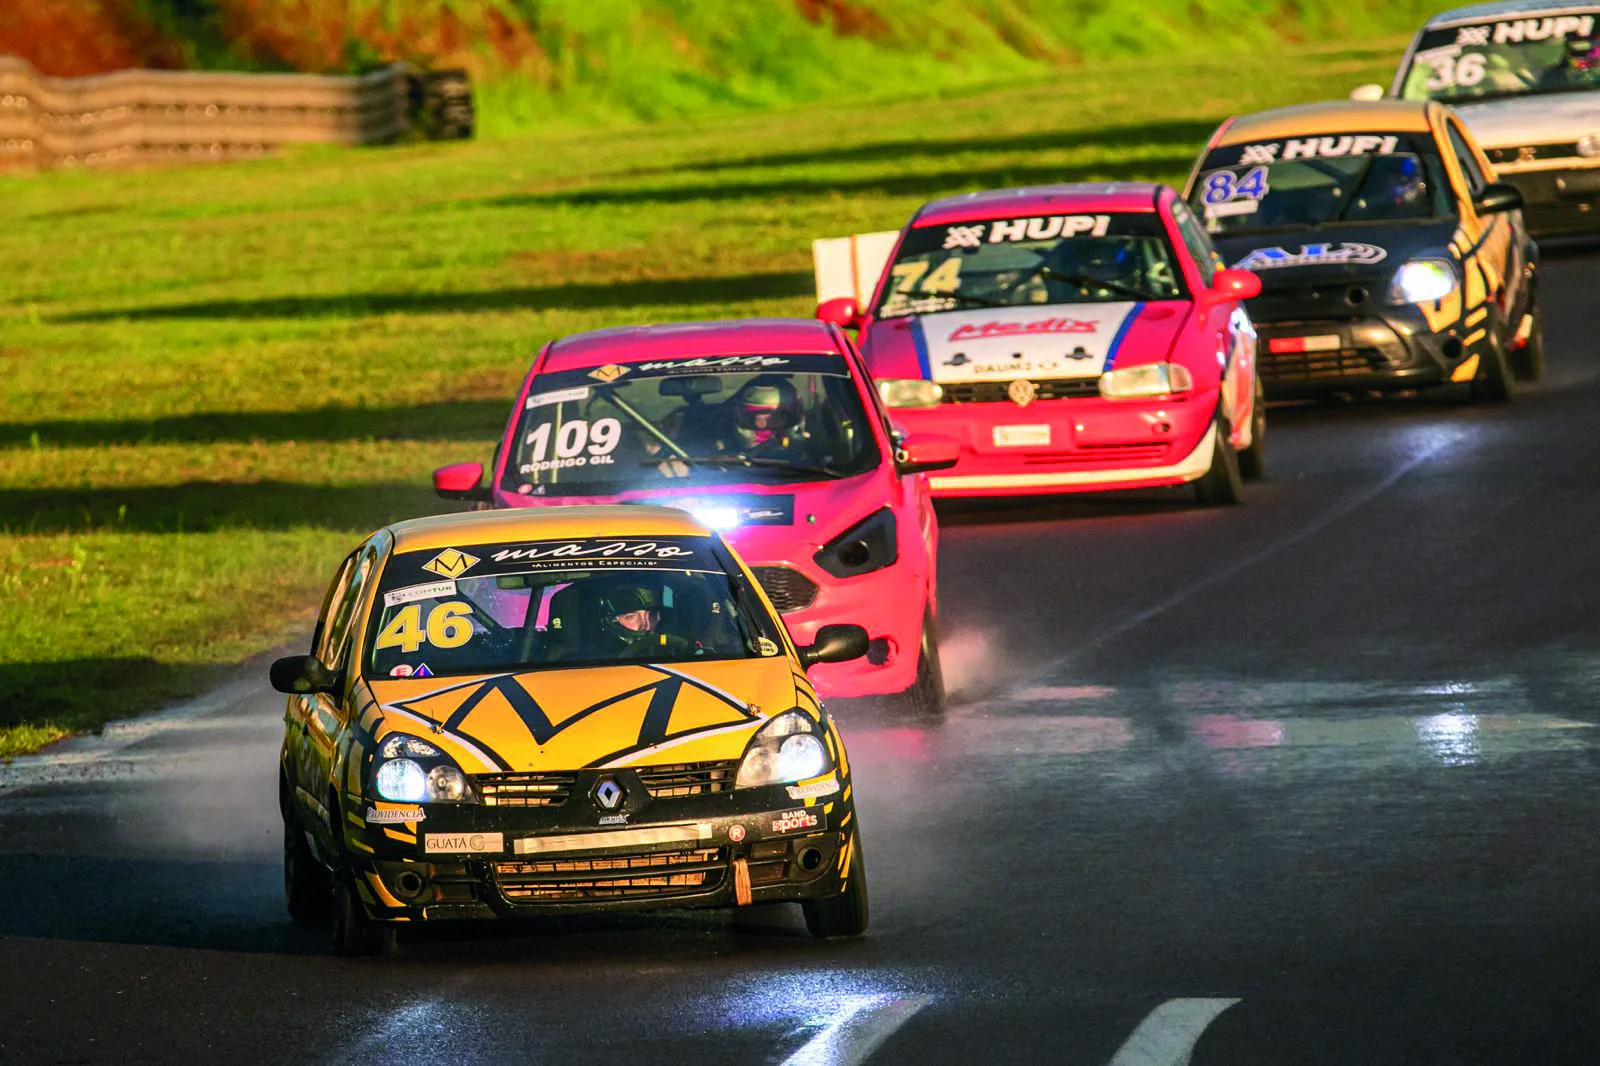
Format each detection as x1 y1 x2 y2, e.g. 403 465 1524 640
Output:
1388 259 1457 305
1098 362 1194 399
1578 133 1600 158
877 379 943 408
735 711 833 788
688 504 740 531
372 733 475 803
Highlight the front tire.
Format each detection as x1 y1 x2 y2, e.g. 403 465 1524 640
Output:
284 815 332 927
1192 417 1244 505
802 830 869 939
896 610 946 716
1469 338 1515 404
332 866 396 957
1237 376 1266 481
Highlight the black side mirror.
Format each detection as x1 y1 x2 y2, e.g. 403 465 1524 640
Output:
798 624 870 668
270 654 339 695
1474 182 1524 216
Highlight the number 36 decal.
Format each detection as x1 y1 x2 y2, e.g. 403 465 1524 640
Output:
376 602 475 653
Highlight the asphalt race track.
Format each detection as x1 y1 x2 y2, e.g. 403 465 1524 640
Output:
4 249 1600 1065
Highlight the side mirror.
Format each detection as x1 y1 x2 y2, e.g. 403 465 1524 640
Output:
798 623 870 668
894 433 960 475
1473 181 1524 216
1350 84 1385 101
433 461 490 502
1210 268 1262 301
270 654 338 695
816 297 863 330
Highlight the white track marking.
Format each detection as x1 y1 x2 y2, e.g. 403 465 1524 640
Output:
781 996 928 1066
1108 998 1240 1066
1018 428 1464 685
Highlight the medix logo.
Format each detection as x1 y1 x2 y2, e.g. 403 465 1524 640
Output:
948 318 1098 341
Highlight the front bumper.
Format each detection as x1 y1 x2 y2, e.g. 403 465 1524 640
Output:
1244 298 1470 399
1497 165 1600 236
886 391 1216 498
346 770 855 922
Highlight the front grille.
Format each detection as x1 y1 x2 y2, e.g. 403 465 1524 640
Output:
940 378 1100 403
1259 345 1388 382
636 760 739 799
1023 443 1169 465
495 846 725 901
476 772 577 807
751 565 818 613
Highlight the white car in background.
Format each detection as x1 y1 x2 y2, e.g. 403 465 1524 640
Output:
1355 1 1600 235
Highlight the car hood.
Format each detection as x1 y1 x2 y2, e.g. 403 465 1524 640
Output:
365 657 800 774
491 472 892 567
1212 219 1458 292
860 300 1191 380
1453 92 1600 149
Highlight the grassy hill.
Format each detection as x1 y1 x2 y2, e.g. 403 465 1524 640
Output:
2 1 1429 131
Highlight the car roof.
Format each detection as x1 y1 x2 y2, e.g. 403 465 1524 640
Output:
1214 100 1435 146
388 505 711 555
540 318 843 373
911 183 1165 227
1425 0 1595 27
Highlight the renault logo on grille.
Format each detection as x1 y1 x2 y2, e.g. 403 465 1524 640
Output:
592 776 626 811
1008 378 1038 407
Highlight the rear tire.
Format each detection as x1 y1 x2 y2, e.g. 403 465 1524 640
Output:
1192 417 1244 505
896 610 946 716
1237 376 1266 481
1469 338 1515 404
332 866 396 957
1510 300 1544 383
284 814 332 927
802 831 869 939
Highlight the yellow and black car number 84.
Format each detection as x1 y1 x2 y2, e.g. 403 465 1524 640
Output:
375 602 476 653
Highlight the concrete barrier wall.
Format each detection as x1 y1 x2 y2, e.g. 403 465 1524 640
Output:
0 56 473 167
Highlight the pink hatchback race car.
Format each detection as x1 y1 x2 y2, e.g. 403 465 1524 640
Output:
818 183 1266 503
431 319 957 713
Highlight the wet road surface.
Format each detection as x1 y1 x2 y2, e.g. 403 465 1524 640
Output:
5 251 1600 1064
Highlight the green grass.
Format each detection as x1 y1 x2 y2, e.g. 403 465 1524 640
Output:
0 41 1403 756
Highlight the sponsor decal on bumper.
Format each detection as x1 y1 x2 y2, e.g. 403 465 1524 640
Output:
425 831 503 854
366 806 425 824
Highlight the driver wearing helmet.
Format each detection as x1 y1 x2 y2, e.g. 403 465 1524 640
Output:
1379 155 1428 212
1541 35 1600 88
595 584 689 659
713 376 807 455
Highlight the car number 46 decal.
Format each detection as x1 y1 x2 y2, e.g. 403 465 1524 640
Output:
377 601 476 653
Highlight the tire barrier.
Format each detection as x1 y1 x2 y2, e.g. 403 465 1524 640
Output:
0 55 474 168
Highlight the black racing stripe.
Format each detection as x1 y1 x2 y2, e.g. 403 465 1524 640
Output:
634 677 683 750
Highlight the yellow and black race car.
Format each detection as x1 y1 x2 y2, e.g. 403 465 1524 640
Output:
273 505 871 955
1184 99 1541 401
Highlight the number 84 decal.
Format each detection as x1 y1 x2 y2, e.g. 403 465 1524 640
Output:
1203 166 1270 206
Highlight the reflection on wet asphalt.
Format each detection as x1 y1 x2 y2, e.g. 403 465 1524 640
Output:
4 253 1600 1063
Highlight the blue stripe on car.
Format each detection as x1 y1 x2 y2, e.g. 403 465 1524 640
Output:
1102 303 1144 374
910 318 932 379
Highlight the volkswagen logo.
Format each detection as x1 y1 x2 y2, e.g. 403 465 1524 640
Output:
592 776 626 811
1007 378 1038 407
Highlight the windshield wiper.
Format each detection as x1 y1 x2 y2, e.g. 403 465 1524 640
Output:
1034 268 1164 303
668 454 850 479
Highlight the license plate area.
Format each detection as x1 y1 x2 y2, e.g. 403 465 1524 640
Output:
992 424 1051 448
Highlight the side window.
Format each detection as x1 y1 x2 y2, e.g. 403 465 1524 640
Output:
311 553 358 664
317 546 376 672
1447 123 1488 196
1170 202 1221 285
841 337 897 441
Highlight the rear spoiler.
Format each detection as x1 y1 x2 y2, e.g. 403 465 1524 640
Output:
810 231 899 309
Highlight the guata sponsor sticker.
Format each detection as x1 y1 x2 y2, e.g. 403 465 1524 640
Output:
424 832 503 854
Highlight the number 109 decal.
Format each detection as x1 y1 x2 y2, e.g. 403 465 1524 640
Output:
520 417 622 476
